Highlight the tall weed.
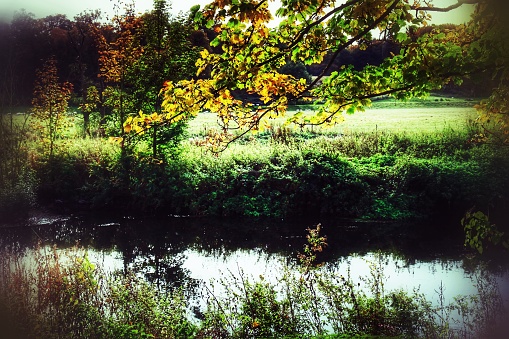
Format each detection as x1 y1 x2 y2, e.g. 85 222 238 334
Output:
199 226 507 338
0 244 196 338
0 227 506 338
0 114 36 220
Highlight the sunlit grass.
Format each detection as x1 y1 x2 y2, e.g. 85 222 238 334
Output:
187 101 477 137
4 99 500 220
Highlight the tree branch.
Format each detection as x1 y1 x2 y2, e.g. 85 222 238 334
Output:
255 0 362 69
410 0 480 12
302 85 415 127
305 0 401 92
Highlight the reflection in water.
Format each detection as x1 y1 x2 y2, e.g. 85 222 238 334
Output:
0 213 508 310
180 248 482 307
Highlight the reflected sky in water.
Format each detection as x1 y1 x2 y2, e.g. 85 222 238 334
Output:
1 212 508 311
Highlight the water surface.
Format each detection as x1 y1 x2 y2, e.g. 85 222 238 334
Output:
1 213 507 309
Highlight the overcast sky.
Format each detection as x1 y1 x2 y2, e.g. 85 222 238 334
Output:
0 0 474 24
0 0 210 20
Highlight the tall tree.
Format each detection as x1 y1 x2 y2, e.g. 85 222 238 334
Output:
468 1 509 144
97 1 143 147
125 0 200 157
31 57 73 158
0 21 18 111
68 10 103 136
68 11 102 94
8 10 44 106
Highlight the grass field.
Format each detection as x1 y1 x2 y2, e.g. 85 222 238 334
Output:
3 95 479 138
187 100 478 137
338 106 477 133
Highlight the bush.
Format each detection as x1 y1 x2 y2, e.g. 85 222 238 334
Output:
0 168 37 221
0 114 35 221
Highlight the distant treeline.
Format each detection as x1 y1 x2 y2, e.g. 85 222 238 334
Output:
0 6 207 111
0 6 491 112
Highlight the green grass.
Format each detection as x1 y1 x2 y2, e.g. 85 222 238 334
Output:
4 98 478 138
338 107 477 133
187 100 477 137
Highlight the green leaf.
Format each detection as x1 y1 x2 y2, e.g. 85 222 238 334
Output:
227 19 239 28
291 47 300 60
396 32 408 43
206 19 215 29
210 37 220 47
193 11 203 23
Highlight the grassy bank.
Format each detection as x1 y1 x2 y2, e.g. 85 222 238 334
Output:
32 126 509 224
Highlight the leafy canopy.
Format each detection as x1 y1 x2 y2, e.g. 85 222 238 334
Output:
125 0 505 150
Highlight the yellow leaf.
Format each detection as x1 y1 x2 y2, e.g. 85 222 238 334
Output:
200 49 209 59
109 136 123 144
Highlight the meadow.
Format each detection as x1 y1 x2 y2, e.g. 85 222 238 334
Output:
187 96 477 136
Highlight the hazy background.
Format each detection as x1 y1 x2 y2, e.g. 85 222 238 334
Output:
0 0 474 24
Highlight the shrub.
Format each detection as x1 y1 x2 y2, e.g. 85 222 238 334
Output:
23 119 509 221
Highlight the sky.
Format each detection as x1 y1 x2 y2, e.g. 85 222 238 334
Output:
0 0 474 24
0 0 210 20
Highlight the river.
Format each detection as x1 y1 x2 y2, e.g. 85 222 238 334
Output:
1 212 508 326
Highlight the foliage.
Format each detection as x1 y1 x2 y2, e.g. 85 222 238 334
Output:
126 2 200 158
298 223 327 273
0 168 37 221
0 113 36 220
94 0 201 159
467 1 509 144
97 2 143 146
23 114 509 222
279 60 313 87
79 85 101 137
31 57 73 158
462 210 509 254
115 0 489 150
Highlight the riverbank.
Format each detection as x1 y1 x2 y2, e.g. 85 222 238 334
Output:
29 130 509 225
2 103 509 230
